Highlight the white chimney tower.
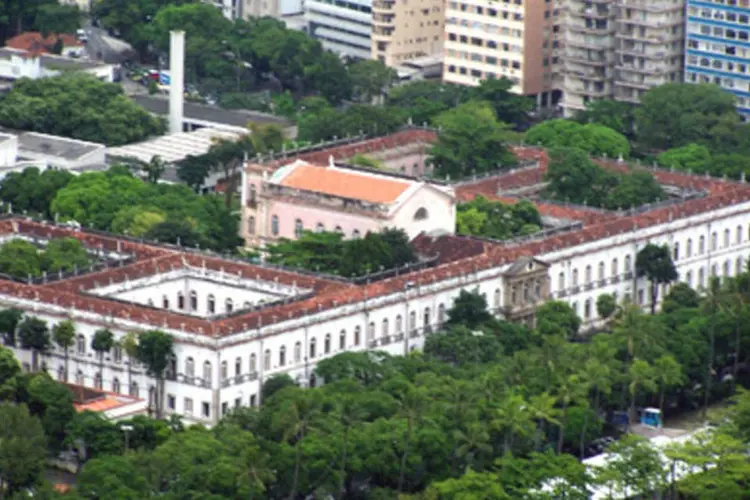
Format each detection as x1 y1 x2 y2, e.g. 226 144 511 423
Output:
169 31 185 135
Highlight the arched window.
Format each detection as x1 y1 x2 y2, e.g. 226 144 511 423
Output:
249 184 257 204
279 346 286 367
584 299 591 319
558 272 565 291
352 229 361 239
711 232 718 251
585 265 592 284
687 239 693 257
339 330 346 349
243 301 251 309
737 257 744 275
220 361 228 380
177 292 185 310
354 326 361 345
207 295 215 314
611 258 618 277
572 302 579 316
598 261 605 281
162 295 169 309
382 318 389 338
625 255 632 272
294 342 302 362
75 370 84 385
395 315 403 333
414 207 428 220
673 242 679 261
185 357 195 377
225 298 233 313
409 311 416 332
113 378 120 394
203 361 212 384
248 216 256 235
130 381 139 398
438 304 445 327
76 335 86 355
235 357 241 376
724 229 730 247
494 288 501 307
263 348 272 370
294 219 304 238
310 338 317 359
249 353 257 373
712 264 718 276
57 365 64 381
424 307 431 327
699 235 706 254
686 270 693 286
335 226 343 234
572 269 579 286
271 215 279 236
724 260 731 276
367 322 375 341
316 222 324 233
190 291 197 311
737 225 743 244
324 334 331 354
699 267 705 287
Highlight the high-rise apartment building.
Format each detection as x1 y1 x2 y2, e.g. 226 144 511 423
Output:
371 0 445 65
560 0 684 116
685 0 750 120
306 0 373 59
442 0 562 107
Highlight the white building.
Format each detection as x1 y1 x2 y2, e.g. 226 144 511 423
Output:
305 0 373 59
3 149 750 426
0 48 115 83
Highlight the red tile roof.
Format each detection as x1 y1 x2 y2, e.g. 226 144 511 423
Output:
5 32 83 54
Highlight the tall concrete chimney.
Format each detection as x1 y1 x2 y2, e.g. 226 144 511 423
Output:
169 31 185 135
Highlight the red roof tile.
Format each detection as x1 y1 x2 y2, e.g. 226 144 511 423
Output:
5 32 83 54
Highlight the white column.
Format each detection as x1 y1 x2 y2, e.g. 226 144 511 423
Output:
169 31 185 135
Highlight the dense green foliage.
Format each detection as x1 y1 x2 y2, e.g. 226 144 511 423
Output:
0 167 73 218
265 229 417 277
0 74 164 146
456 196 542 240
525 119 631 159
573 99 636 139
0 0 81 45
544 147 666 209
0 238 90 280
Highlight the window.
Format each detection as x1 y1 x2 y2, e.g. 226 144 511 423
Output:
248 216 256 235
737 225 743 244
334 226 343 234
184 397 193 415
438 304 445 327
352 229 361 239
94 372 102 389
598 262 605 281
625 255 632 272
737 257 744 274
699 235 706 254
558 272 565 290
177 292 184 310
354 326 361 346
724 260 731 276
294 342 302 362
235 357 241 376
225 298 233 313
584 299 591 319
249 353 257 373
325 334 331 354
711 231 718 251
162 295 169 309
673 242 679 261
168 394 176 410
409 311 417 332
208 295 215 314
76 335 86 355
113 378 120 394
339 330 346 349
264 349 271 370
585 265 592 284
130 381 139 398
494 288 501 307
724 229 730 247
279 346 286 367
572 269 579 286
611 258 618 277
190 291 197 311
221 361 228 380
687 239 693 257
295 219 303 238
414 207 428 220
185 357 195 377
367 322 375 342
202 402 210 418
396 315 403 334
382 319 389 338
316 222 324 233
203 361 212 385
686 270 693 287
271 215 279 236
249 184 256 204
113 345 122 364
699 267 705 287
310 338 317 358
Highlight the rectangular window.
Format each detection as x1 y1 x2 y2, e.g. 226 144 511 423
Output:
202 402 210 418
184 397 193 415
167 394 176 410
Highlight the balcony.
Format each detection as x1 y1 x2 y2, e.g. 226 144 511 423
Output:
372 13 395 27
585 283 595 291
372 0 394 10
394 333 404 342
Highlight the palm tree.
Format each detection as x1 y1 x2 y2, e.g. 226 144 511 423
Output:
555 372 589 454
492 389 533 456
654 355 683 417
52 320 75 382
628 359 658 431
275 390 322 500
134 330 173 418
721 277 747 394
528 392 560 452
397 387 428 493
91 329 115 388
701 276 722 421
335 395 367 499
121 332 139 395
18 316 50 372
453 421 492 471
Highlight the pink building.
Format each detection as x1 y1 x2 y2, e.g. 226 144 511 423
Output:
241 158 456 248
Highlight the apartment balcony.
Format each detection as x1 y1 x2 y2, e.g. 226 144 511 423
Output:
617 45 670 59
615 77 655 90
565 53 610 66
617 63 665 75
615 0 684 13
372 0 394 10
568 24 614 36
566 37 613 51
372 13 395 27
579 6 612 20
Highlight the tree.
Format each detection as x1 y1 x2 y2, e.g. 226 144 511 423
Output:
428 101 517 179
0 74 164 146
594 435 664 498
657 143 713 173
573 99 635 139
386 80 472 125
492 390 533 455
635 83 739 150
662 282 700 314
262 373 296 402
42 237 91 273
628 359 657 429
635 243 678 314
596 294 617 320
653 354 683 416
207 135 254 208
18 317 50 371
396 386 428 492
0 240 42 280
121 332 138 397
27 374 75 451
91 329 115 387
544 147 618 208
66 410 124 461
52 320 75 382
471 77 534 129
700 276 723 421
426 469 509 499
0 167 73 218
0 403 46 496
111 206 166 237
0 308 22 347
456 197 542 240
135 331 173 419
33 3 81 36
446 290 493 329
525 119 630 158
128 155 167 184
76 455 149 500
0 345 21 400
176 155 212 192
536 301 581 339
144 220 204 248
349 59 397 103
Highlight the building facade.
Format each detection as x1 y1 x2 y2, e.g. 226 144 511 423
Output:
684 0 750 120
560 0 684 116
241 158 457 247
371 0 444 66
306 0 373 59
442 0 562 106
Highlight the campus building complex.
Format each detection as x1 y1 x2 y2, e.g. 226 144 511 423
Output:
684 0 750 120
4 130 750 426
